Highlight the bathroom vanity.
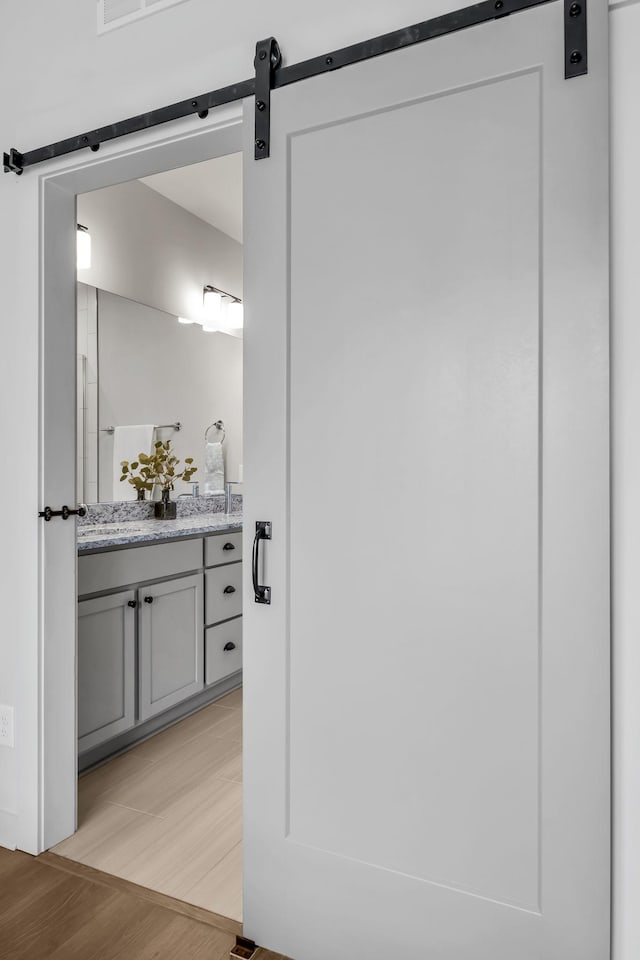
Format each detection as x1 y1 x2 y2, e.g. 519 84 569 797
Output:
77 515 242 770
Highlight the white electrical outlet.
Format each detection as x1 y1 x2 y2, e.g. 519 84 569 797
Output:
0 705 14 748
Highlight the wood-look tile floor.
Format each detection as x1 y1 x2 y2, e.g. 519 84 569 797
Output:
52 687 244 921
0 847 291 960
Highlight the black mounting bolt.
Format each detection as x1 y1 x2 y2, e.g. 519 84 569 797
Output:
258 49 267 60
569 49 583 64
82 136 88 143
191 100 198 107
494 1 504 9
255 139 266 150
326 56 334 65
569 2 581 15
256 100 266 111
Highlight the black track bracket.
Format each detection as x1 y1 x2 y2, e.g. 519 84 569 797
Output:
254 37 281 160
3 148 24 175
564 0 588 79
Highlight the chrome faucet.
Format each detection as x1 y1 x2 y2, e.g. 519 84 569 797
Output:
225 481 241 514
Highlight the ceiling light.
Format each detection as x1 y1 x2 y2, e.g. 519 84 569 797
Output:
77 224 91 270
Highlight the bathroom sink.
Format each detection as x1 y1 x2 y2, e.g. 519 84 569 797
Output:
78 524 148 537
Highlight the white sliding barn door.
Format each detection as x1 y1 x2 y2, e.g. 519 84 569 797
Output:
243 3 609 959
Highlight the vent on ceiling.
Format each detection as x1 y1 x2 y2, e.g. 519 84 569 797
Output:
98 0 191 34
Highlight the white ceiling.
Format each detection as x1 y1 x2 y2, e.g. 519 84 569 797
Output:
140 152 243 243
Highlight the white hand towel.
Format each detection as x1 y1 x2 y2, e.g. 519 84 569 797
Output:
113 424 155 500
203 441 225 494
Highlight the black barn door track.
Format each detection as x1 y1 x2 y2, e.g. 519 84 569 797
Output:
3 0 586 175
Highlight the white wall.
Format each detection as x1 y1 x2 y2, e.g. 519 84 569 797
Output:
97 290 242 498
77 178 243 322
0 1 637 956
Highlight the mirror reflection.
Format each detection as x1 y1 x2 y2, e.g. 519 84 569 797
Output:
76 285 243 503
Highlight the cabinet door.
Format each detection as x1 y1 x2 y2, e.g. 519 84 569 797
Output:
139 573 204 721
78 590 136 752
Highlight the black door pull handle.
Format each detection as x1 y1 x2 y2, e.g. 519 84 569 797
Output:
223 585 236 595
223 641 236 651
127 600 137 609
222 542 236 551
144 596 154 604
252 521 272 604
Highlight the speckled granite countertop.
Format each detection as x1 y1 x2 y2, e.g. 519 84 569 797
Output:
78 513 243 554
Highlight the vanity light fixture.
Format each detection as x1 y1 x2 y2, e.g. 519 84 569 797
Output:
225 300 244 331
77 224 91 270
203 286 223 332
203 285 243 334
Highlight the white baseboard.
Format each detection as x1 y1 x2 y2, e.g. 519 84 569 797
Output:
0 808 17 850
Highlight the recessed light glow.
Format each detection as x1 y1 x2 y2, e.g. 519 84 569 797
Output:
177 316 194 324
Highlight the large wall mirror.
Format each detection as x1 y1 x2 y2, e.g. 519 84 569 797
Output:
77 284 243 503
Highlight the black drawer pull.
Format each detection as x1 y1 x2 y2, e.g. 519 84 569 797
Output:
222 542 236 551
144 596 154 604
127 600 137 609
223 585 236 595
223 641 236 651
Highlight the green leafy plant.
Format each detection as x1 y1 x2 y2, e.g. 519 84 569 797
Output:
120 440 197 495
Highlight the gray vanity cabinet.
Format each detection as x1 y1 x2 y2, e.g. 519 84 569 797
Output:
78 589 136 752
139 572 204 721
78 532 240 764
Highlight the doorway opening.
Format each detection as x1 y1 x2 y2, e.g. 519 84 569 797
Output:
42 131 246 924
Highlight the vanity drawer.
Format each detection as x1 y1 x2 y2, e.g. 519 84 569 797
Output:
78 538 202 596
205 531 243 567
205 563 243 624
205 617 242 685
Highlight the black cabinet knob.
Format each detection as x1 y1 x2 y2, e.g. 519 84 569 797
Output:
127 600 137 609
223 585 236 595
222 542 236 552
223 641 236 651
144 596 154 604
